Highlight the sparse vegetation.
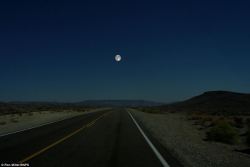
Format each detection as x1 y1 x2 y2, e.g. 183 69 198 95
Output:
0 121 6 125
246 118 250 128
246 130 250 146
28 112 33 116
246 118 250 146
0 102 93 116
10 118 19 123
139 107 162 114
188 113 216 128
206 120 239 144
189 114 203 121
233 117 244 128
187 113 250 146
199 116 214 128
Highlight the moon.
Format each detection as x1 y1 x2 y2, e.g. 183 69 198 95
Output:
115 54 122 62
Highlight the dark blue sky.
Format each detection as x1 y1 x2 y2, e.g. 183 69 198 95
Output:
0 0 250 102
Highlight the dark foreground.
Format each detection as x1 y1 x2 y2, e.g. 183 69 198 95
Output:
0 109 182 167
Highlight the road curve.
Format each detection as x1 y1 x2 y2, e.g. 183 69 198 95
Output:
0 108 182 167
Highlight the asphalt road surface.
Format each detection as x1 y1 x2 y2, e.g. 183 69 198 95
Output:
0 109 182 167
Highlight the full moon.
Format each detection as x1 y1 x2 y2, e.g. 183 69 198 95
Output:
115 55 122 62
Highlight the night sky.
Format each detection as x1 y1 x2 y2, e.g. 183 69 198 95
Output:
0 0 250 102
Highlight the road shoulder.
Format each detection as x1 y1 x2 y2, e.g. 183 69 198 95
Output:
129 109 250 167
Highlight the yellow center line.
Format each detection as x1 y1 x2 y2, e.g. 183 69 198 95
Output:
19 111 111 163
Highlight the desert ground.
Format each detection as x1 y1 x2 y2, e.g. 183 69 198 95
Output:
131 109 250 167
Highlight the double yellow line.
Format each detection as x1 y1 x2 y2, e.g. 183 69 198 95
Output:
19 111 111 163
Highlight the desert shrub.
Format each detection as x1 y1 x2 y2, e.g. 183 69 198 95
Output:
144 109 156 113
210 117 233 126
200 116 214 128
0 121 6 125
246 130 250 146
246 118 250 128
18 112 23 117
191 116 202 120
246 119 250 146
202 116 213 122
206 120 239 144
10 118 19 123
233 117 244 128
28 112 33 116
189 114 202 121
141 108 160 114
189 114 208 126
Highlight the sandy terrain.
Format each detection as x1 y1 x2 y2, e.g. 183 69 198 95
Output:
0 108 109 136
130 109 250 167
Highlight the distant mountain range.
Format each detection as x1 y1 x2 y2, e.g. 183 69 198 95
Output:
2 91 250 115
159 91 250 115
0 99 164 115
1 100 164 107
77 100 164 107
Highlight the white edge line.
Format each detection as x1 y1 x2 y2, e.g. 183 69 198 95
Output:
128 111 170 167
0 109 107 138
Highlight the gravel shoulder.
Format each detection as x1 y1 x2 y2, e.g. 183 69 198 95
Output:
129 109 250 167
0 108 109 136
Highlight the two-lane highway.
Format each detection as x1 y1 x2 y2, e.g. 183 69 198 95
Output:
0 109 182 167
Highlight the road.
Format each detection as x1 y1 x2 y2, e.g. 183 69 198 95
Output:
0 109 182 167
